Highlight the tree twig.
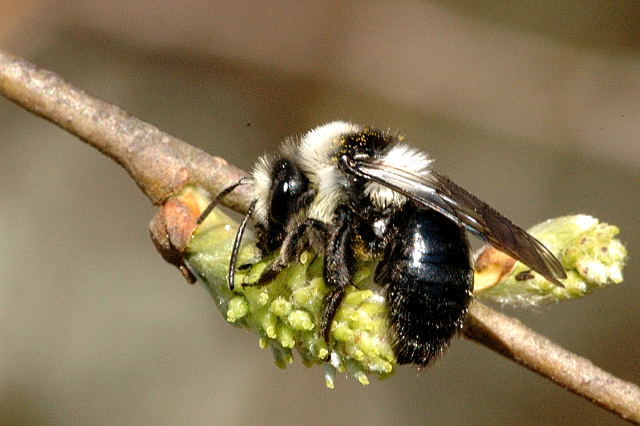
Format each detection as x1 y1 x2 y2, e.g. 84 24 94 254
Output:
0 49 251 212
1 49 638 424
466 303 640 422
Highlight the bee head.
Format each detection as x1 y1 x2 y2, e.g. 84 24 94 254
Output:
253 122 432 226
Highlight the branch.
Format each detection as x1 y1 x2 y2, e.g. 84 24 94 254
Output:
0 49 251 212
2 49 638 423
465 303 640 422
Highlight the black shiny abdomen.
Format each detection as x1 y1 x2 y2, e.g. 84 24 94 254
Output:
375 208 473 367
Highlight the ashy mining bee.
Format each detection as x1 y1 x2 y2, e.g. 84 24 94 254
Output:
203 121 566 367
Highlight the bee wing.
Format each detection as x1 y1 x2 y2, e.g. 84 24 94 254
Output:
348 159 566 286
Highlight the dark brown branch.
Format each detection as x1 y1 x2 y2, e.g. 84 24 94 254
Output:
1 49 638 424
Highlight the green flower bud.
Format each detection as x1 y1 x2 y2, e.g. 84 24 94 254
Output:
476 215 627 306
184 187 626 387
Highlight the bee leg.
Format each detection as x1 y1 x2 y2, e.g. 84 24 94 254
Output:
319 207 355 345
249 219 327 287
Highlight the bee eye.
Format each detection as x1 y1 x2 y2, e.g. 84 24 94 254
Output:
269 159 308 225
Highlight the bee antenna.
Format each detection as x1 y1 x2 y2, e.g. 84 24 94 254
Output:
197 176 252 225
228 199 257 291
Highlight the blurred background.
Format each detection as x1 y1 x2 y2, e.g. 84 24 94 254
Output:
1 1 639 424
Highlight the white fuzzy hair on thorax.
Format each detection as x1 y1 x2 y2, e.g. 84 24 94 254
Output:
365 144 433 209
298 121 361 222
251 121 432 224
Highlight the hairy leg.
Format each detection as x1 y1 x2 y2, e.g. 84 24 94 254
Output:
319 207 355 344
250 218 328 286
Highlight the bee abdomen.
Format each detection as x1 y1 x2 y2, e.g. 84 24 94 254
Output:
376 208 473 367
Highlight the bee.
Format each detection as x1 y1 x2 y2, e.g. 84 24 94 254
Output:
204 121 566 367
